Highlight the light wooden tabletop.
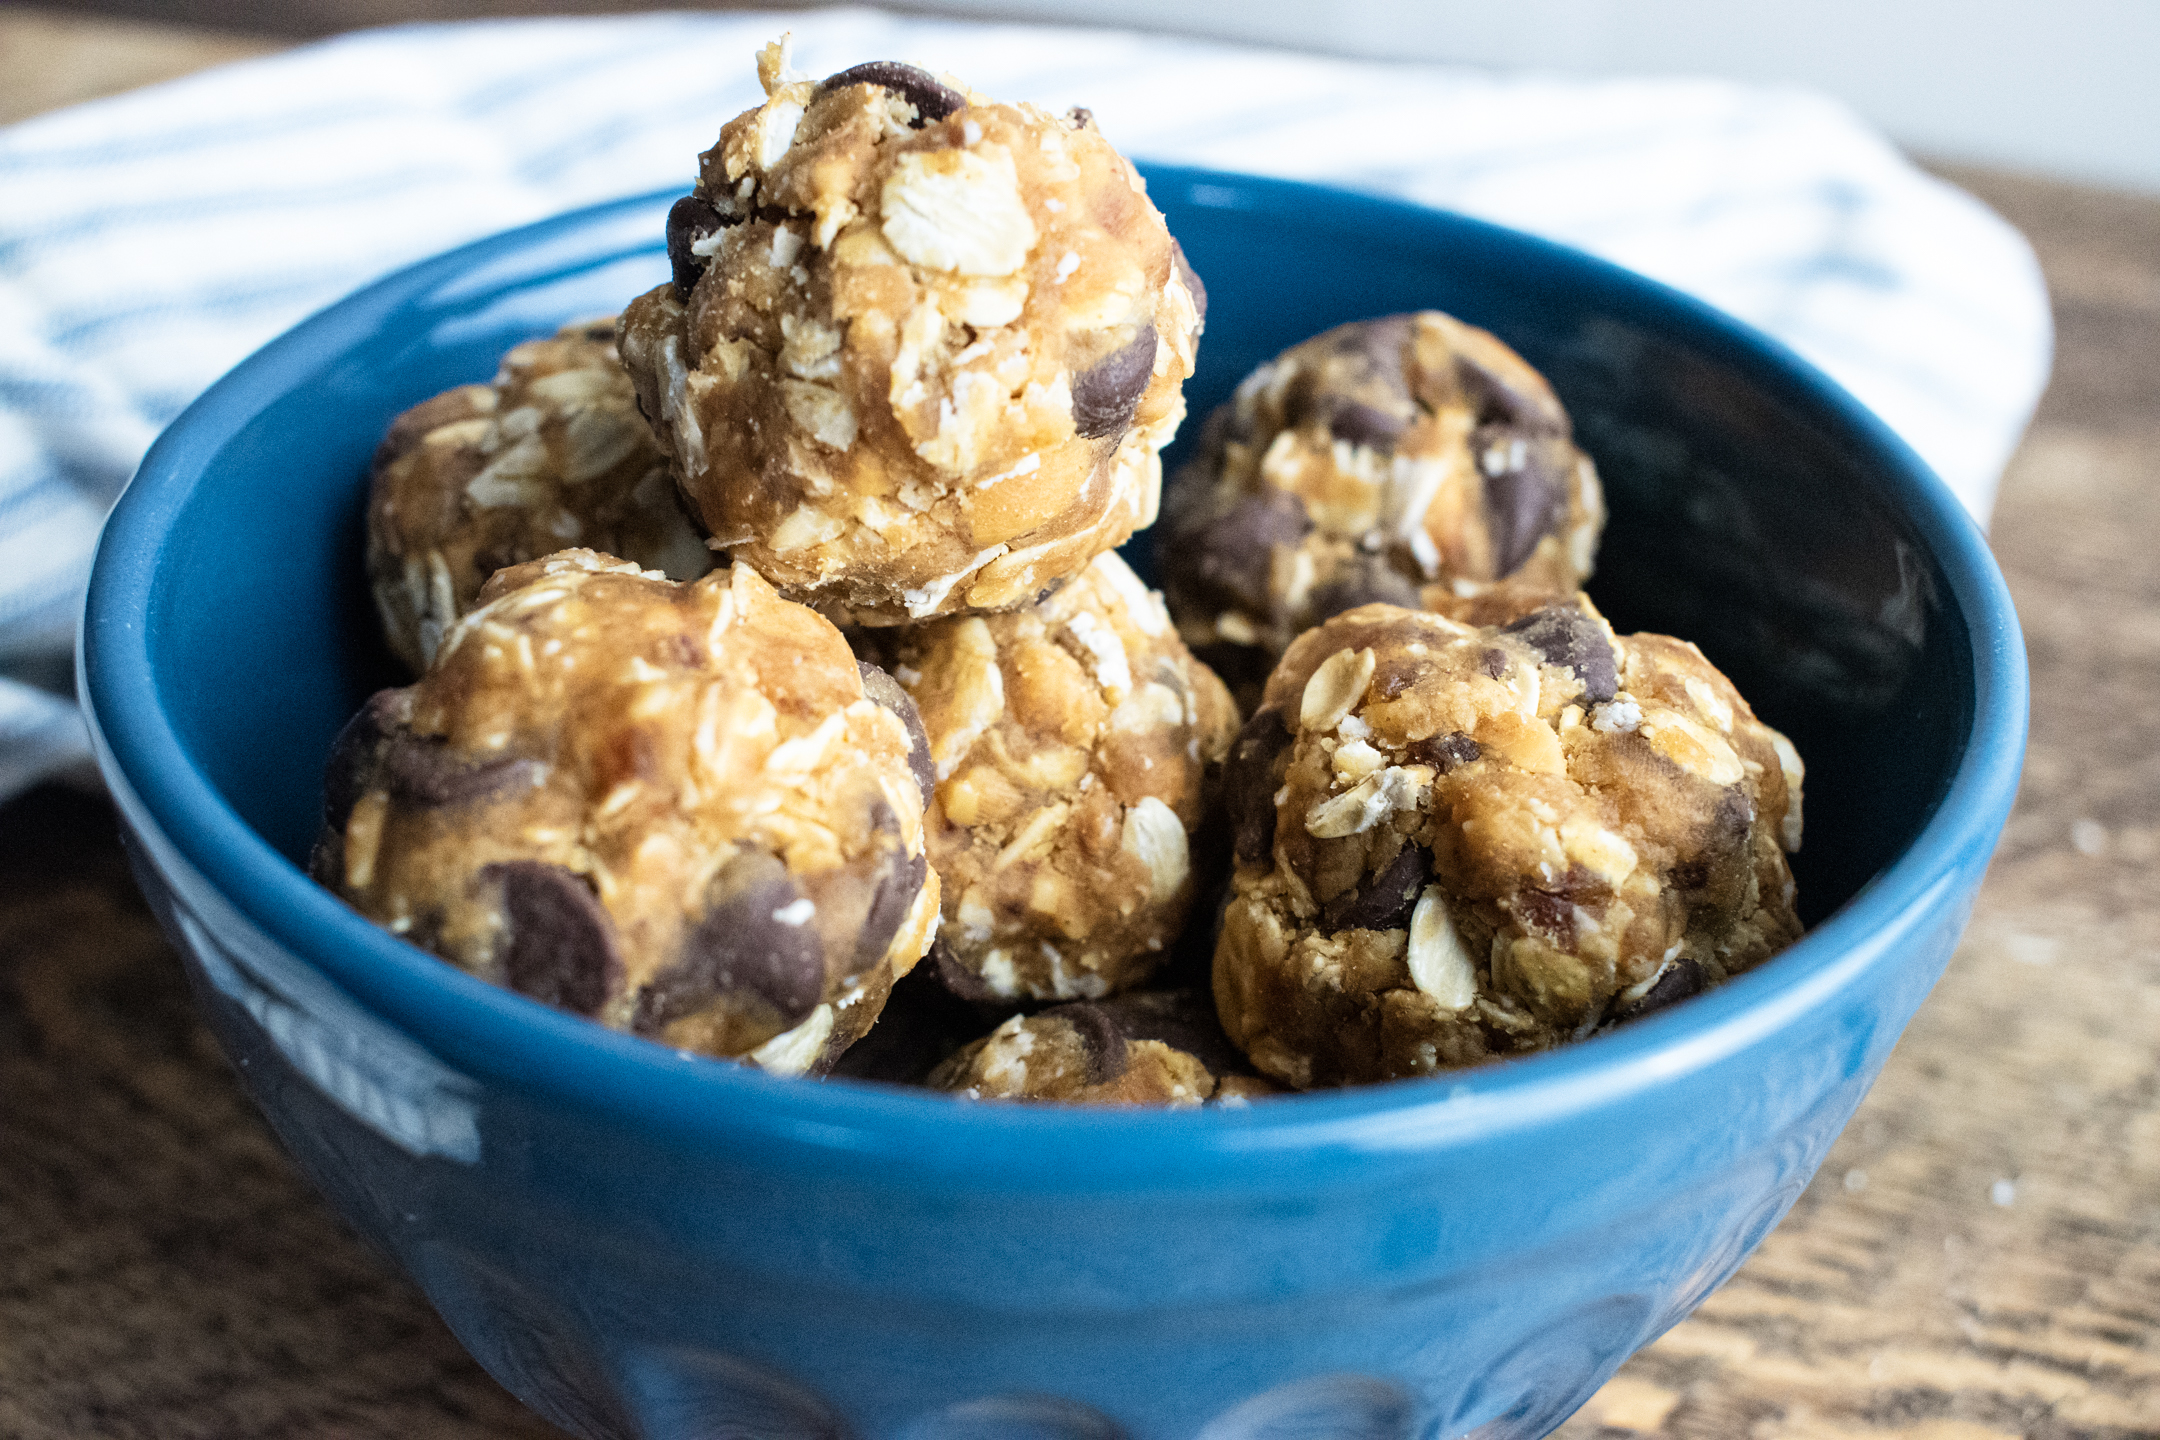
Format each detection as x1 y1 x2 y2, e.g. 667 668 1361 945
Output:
2 11 2155 1438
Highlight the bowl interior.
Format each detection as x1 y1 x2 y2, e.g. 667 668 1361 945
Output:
131 172 1969 943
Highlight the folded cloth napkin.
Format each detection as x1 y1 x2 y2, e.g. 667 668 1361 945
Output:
0 7 2051 803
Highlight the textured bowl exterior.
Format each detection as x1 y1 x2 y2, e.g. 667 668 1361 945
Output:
82 172 2026 1440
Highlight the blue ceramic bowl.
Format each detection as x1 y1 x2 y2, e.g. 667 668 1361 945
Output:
81 169 2025 1440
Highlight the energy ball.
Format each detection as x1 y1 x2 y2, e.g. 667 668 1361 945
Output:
859 551 1238 1002
312 550 939 1073
928 990 1279 1105
619 39 1203 625
1213 595 1803 1089
1160 312 1604 700
368 318 713 673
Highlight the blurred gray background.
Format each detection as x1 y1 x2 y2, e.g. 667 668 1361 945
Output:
5 0 2158 193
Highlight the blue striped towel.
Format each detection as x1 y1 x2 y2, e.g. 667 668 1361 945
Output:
0 7 2052 803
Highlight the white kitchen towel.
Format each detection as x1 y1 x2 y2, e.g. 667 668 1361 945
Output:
0 7 2052 801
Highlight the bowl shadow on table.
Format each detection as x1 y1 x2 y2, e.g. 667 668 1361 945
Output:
96 169 2007 1440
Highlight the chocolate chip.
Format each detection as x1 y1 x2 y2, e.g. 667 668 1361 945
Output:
635 851 825 1033
1501 605 1618 703
930 935 1003 1005
852 800 927 975
1612 958 1705 1024
1179 487 1311 618
820 61 967 124
1480 647 1509 680
1225 707 1294 863
1454 347 1567 435
856 660 935 804
1308 553 1422 624
1322 844 1430 932
1045 1001 1129 1086
1479 428 1575 576
666 193 731 301
1327 400 1411 449
381 736 544 809
1072 325 1157 440
321 688 410 837
1408 731 1481 772
1170 239 1206 327
482 861 623 1017
1512 888 1577 945
1067 105 1094 129
1096 989 1249 1078
1336 314 1415 375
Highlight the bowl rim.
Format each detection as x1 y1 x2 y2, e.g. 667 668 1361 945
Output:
80 167 2028 1192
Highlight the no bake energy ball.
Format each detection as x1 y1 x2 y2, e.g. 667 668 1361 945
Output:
928 990 1279 1105
313 550 939 1073
1213 595 1803 1089
1160 312 1603 697
368 319 713 673
619 40 1202 624
859 552 1237 1002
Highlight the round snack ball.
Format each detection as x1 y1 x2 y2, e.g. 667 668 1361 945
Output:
368 318 714 673
1213 595 1803 1088
928 990 1280 1105
312 550 940 1073
619 38 1203 625
1160 311 1604 701
859 551 1238 1002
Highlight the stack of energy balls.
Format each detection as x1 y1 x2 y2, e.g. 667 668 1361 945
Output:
316 39 1805 1105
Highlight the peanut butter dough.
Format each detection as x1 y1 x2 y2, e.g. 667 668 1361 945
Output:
1212 595 1803 1088
619 40 1202 624
368 319 712 673
313 550 939 1072
1160 312 1603 701
857 551 1237 1002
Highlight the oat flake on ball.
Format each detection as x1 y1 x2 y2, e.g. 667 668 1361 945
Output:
620 37 1203 625
313 550 940 1073
1213 594 1804 1089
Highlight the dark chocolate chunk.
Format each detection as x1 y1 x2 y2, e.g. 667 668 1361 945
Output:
1612 957 1705 1024
1327 400 1411 449
1322 843 1430 932
1512 888 1578 945
321 687 410 837
1480 647 1509 680
1407 731 1481 773
1096 989 1250 1078
1502 604 1618 703
1307 553 1422 624
483 861 623 1016
1181 487 1311 618
1454 347 1567 435
856 660 935 804
1048 1001 1130 1086
930 934 1004 1005
1225 707 1295 863
852 800 928 975
1479 428 1575 576
1072 324 1158 440
635 851 825 1033
1170 238 1206 327
666 193 732 301
381 736 544 808
820 61 966 124
1336 314 1415 375
1066 105 1094 129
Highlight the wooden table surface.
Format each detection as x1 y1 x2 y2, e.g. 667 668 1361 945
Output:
3 11 2156 1438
